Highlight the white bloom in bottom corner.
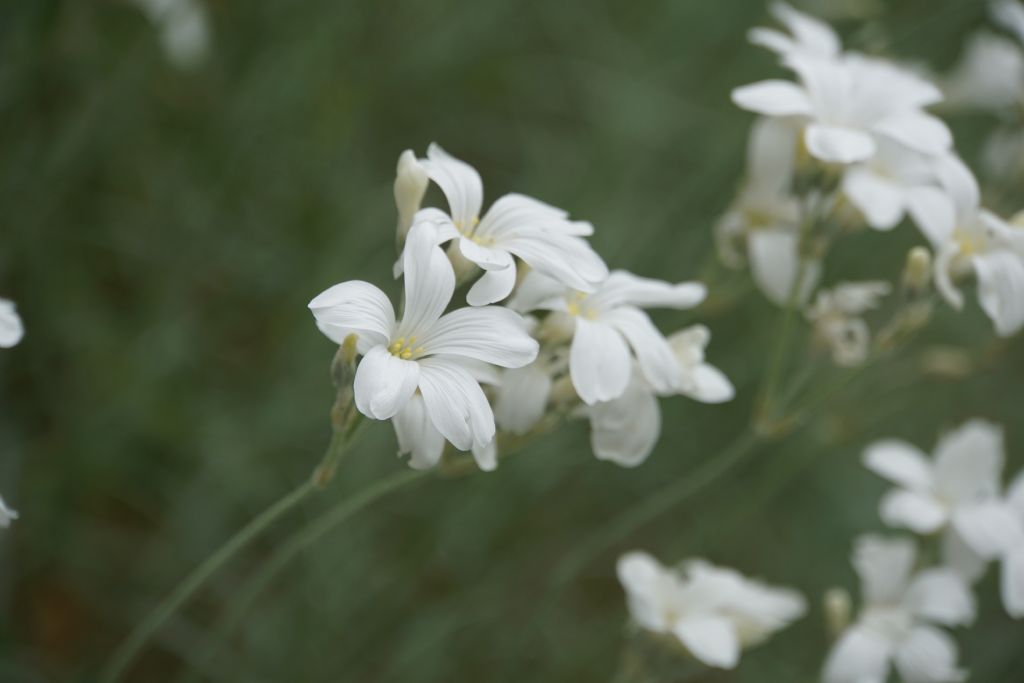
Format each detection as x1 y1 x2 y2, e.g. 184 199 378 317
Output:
0 495 17 528
0 299 24 348
823 535 974 683
617 552 806 669
587 325 734 467
806 281 890 366
309 222 538 471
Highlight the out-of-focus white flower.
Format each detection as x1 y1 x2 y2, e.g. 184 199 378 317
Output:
0 298 23 348
999 471 1024 617
394 150 430 243
840 139 954 235
806 281 890 366
993 0 1024 45
508 270 705 405
748 2 841 61
924 156 1024 337
309 222 538 471
863 419 1024 597
823 535 973 683
981 126 1024 182
133 0 211 70
405 144 607 305
586 326 734 466
943 32 1024 111
733 53 951 164
0 495 17 528
617 551 805 669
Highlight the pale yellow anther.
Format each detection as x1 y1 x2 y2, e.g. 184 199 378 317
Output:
400 349 413 360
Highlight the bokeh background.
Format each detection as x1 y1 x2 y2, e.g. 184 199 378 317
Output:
1 0 1022 680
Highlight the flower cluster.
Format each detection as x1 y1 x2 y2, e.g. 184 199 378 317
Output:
721 2 1024 344
309 144 733 471
824 419 1024 683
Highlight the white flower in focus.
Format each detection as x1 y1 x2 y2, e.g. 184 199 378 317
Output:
747 2 841 61
134 0 211 70
0 299 24 348
733 53 951 164
406 144 608 305
509 270 706 405
864 420 1017 578
309 222 539 471
806 281 890 366
823 535 973 683
943 31 1024 111
617 551 805 669
925 156 1024 337
0 495 17 528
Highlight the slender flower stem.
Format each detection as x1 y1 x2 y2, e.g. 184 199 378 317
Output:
175 468 429 682
99 478 317 683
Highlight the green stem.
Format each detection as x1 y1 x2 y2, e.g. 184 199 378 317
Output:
176 468 429 682
550 429 761 589
757 256 812 430
99 478 317 683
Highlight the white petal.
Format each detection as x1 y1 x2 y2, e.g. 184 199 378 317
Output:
398 221 456 336
592 270 706 310
393 394 446 470
934 243 965 310
842 167 906 230
466 261 518 306
942 529 989 583
417 357 495 451
933 419 1004 503
951 501 1024 560
879 490 948 533
601 307 681 395
863 439 934 491
506 270 569 313
421 143 483 229
905 568 976 626
617 551 675 632
747 229 820 306
471 439 498 472
873 111 953 157
805 124 877 164
731 80 813 116
685 364 735 403
589 373 661 468
569 318 632 405
770 1 840 57
309 281 396 350
853 534 916 604
1007 470 1024 518
822 625 893 683
905 186 956 247
0 299 24 348
0 495 18 527
420 306 538 368
501 231 609 291
746 116 800 194
494 364 552 434
1001 549 1024 618
893 626 966 683
457 236 512 271
672 616 740 669
973 249 1024 337
934 155 980 224
352 346 420 420
473 192 567 241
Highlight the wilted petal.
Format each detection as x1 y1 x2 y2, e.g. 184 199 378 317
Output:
672 616 740 669
570 318 632 405
309 281 396 350
421 143 484 229
822 624 893 683
417 357 495 451
495 364 553 434
393 394 446 470
589 373 661 467
731 80 814 116
805 124 876 164
863 439 934 491
905 568 976 626
353 346 420 420
893 626 966 683
421 306 538 368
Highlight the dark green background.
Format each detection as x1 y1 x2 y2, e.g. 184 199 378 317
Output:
1 0 1021 680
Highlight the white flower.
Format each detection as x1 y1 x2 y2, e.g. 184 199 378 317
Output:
733 52 951 164
0 495 17 528
617 551 805 669
0 299 24 348
748 2 841 61
925 155 1024 337
405 144 608 305
864 421 1024 577
823 535 973 683
509 270 706 405
133 0 211 70
993 0 1024 45
806 281 890 366
943 31 1024 111
309 222 538 471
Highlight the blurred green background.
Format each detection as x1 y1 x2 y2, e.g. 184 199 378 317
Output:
1 0 1022 680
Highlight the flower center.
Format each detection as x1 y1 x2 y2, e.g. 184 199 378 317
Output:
454 215 484 241
565 291 597 319
388 336 424 360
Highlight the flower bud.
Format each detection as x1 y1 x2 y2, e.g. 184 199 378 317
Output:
394 150 429 247
823 587 851 637
902 246 932 294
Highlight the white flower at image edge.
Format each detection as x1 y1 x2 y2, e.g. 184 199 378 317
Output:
510 271 707 405
0 298 24 348
732 53 951 164
0 495 17 528
309 222 538 471
403 143 608 305
823 536 974 683
617 551 806 669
